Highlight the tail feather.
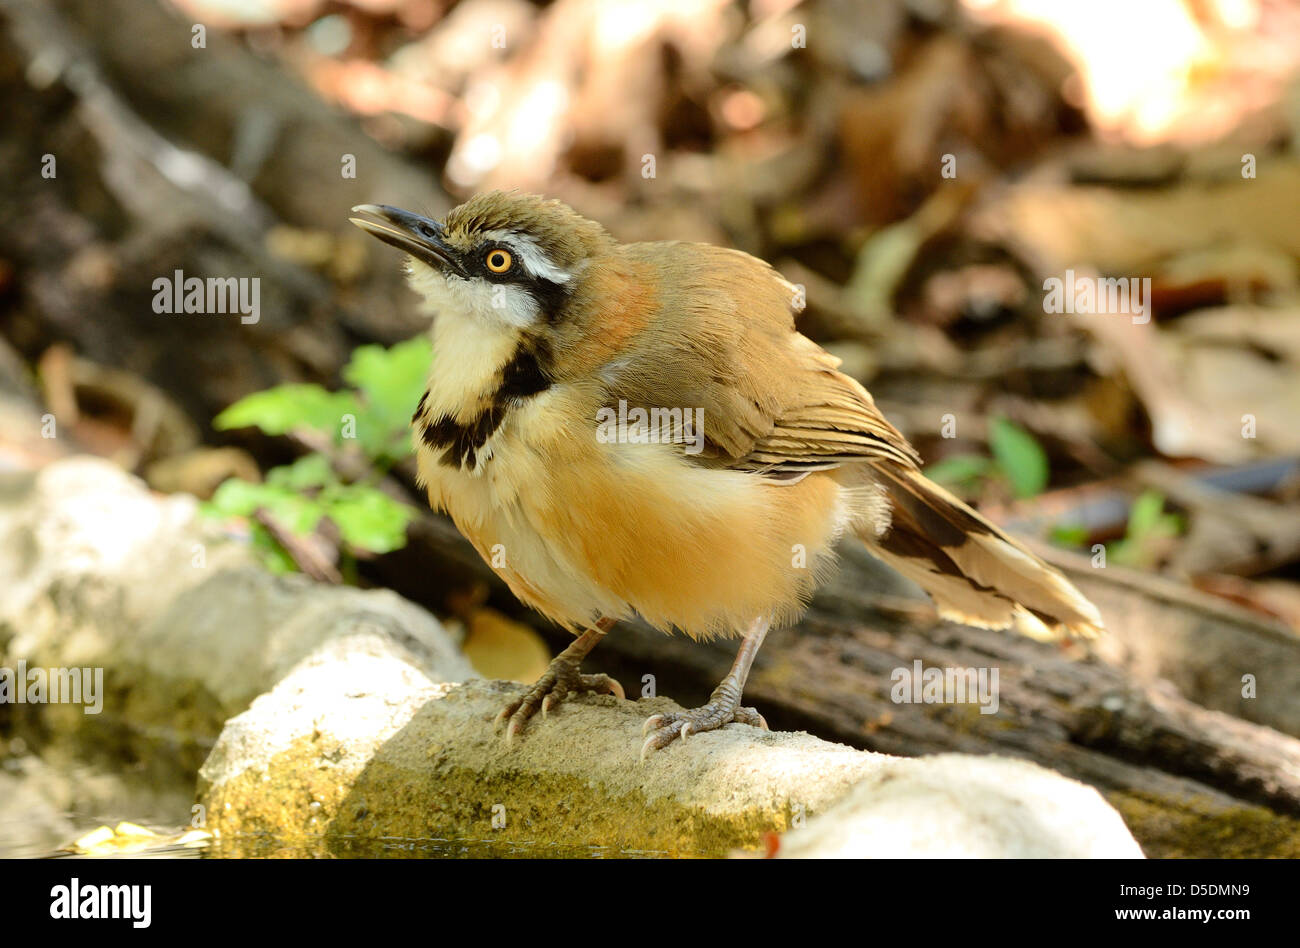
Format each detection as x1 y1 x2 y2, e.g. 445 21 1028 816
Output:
861 465 1104 639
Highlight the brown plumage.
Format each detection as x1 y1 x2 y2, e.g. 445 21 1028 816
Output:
351 191 1104 756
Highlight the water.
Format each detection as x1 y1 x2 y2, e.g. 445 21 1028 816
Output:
0 731 668 859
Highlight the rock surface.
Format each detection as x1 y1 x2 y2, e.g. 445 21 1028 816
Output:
778 754 1142 858
200 668 1144 858
0 771 76 858
0 457 472 746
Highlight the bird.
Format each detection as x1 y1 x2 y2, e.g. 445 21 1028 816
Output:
350 192 1104 759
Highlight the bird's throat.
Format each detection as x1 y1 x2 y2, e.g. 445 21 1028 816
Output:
413 308 553 472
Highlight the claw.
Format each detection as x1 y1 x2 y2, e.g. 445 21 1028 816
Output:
638 700 768 754
494 653 624 745
604 677 626 700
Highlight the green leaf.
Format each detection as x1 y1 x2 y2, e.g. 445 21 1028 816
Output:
988 416 1049 499
265 454 335 490
1049 523 1089 548
319 485 416 554
343 336 433 443
206 337 430 571
206 478 325 535
345 406 400 462
214 384 359 439
1107 537 1137 567
924 454 994 490
205 478 269 517
1110 490 1184 568
1126 489 1167 541
250 525 298 575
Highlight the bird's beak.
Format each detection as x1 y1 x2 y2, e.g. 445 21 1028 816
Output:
349 204 464 275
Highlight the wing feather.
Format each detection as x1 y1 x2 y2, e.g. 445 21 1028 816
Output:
600 242 920 472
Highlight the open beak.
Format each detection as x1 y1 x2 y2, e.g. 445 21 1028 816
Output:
349 205 464 275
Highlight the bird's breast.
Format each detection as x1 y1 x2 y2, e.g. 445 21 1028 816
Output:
416 383 855 638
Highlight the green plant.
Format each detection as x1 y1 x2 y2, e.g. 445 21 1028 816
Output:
1047 522 1090 548
1107 489 1184 568
924 415 1049 500
1047 490 1184 568
203 336 433 575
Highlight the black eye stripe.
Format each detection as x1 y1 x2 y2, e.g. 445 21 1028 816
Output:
468 243 571 319
531 277 570 323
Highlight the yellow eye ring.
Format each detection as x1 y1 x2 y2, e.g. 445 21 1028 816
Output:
485 249 512 273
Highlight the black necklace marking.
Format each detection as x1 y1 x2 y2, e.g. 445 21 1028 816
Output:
410 391 428 425
418 339 554 470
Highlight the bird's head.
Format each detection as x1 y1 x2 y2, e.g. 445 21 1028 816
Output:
350 191 614 331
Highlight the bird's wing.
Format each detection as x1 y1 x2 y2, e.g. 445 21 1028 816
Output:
738 333 921 470
605 242 920 472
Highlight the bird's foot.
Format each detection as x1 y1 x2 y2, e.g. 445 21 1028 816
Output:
640 686 768 760
496 654 623 744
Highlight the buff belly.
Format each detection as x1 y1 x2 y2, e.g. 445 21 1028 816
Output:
417 389 855 639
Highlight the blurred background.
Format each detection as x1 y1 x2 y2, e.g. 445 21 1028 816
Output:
1 0 1299 858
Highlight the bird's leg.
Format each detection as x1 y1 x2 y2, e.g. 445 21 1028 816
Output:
641 615 770 759
497 616 623 743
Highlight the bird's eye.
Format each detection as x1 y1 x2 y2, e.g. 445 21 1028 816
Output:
485 249 513 273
